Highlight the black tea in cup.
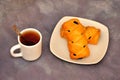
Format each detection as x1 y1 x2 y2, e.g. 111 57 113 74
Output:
20 30 40 46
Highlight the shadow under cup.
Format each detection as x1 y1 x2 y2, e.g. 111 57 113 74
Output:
19 29 41 46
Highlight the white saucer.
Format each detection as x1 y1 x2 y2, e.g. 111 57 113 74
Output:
50 16 109 65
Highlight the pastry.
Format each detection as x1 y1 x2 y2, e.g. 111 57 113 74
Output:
84 26 101 45
60 19 90 59
60 19 85 40
60 18 101 59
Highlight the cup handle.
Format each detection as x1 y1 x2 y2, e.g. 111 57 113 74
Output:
10 44 22 57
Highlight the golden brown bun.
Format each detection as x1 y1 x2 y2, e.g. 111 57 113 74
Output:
60 19 101 59
68 38 90 59
70 46 90 59
60 19 85 39
84 26 101 45
60 19 89 59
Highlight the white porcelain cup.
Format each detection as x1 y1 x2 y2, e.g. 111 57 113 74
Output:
10 28 42 61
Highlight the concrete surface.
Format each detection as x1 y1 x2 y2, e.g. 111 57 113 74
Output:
0 0 120 80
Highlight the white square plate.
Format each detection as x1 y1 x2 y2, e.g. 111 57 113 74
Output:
50 16 109 65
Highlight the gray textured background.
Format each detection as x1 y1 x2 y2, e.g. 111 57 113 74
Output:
0 0 120 80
